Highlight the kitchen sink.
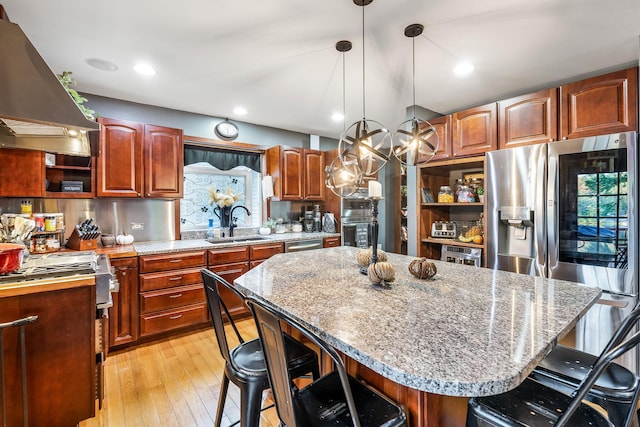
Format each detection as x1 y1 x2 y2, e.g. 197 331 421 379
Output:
207 236 269 244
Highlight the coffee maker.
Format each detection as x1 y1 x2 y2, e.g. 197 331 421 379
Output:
304 211 314 232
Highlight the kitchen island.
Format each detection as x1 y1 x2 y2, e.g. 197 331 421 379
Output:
234 246 602 426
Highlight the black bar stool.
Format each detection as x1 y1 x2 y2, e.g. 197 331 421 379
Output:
201 269 320 427
246 295 407 427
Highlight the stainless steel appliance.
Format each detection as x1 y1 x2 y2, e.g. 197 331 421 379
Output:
341 187 372 248
486 131 638 372
284 239 323 252
431 221 457 238
441 244 482 266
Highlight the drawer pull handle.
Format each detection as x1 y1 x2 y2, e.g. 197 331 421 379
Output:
169 293 183 298
169 259 182 263
169 276 183 281
169 314 183 320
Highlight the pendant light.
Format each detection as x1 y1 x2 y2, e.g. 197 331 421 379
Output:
338 0 391 177
391 24 439 166
325 40 364 197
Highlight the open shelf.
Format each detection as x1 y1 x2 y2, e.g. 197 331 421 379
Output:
422 237 484 249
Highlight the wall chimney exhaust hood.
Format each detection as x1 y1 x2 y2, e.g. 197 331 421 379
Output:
0 11 99 157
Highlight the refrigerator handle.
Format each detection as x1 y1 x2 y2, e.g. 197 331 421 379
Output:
535 144 548 277
547 146 558 277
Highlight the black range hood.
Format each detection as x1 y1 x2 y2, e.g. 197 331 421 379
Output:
0 6 99 157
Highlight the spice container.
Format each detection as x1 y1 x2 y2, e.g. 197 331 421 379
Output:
44 215 57 232
438 186 454 203
457 185 475 203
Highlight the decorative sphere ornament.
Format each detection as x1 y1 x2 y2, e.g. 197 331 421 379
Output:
408 258 438 280
367 262 396 285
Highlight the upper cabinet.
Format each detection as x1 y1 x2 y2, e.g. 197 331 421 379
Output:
266 146 324 201
452 102 497 157
0 148 45 197
560 67 638 140
499 88 558 149
426 115 452 162
97 118 183 198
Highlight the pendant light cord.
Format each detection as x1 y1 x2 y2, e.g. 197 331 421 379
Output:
361 4 366 119
342 50 346 131
412 35 416 120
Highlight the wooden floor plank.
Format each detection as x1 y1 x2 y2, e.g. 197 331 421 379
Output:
79 321 280 427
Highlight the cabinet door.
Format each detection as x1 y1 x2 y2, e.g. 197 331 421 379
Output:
97 118 143 197
208 262 251 319
323 236 341 248
0 148 44 196
303 149 325 200
280 147 304 200
499 89 558 149
560 67 638 140
143 124 184 198
427 115 452 162
452 103 497 157
108 257 139 349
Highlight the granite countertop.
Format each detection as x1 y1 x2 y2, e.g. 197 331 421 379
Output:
132 232 340 256
233 246 602 397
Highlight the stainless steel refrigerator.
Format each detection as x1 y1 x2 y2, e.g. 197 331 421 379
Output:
486 131 638 372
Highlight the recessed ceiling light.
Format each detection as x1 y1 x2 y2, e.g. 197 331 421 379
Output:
133 63 156 76
233 107 248 115
85 58 118 71
331 112 344 122
453 62 474 76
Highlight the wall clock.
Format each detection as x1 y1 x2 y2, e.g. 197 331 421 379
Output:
215 119 239 141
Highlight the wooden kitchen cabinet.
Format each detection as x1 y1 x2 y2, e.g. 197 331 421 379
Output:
266 145 325 201
0 148 44 197
0 282 95 427
138 251 208 337
499 88 558 149
452 103 497 157
108 257 139 349
97 117 183 198
424 115 453 162
559 67 638 140
208 246 251 319
97 118 143 197
323 236 341 248
419 156 486 262
249 241 284 268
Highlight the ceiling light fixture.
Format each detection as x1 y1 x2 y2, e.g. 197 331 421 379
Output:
337 0 391 177
133 63 156 76
453 61 474 76
233 107 248 115
85 58 118 72
325 40 363 198
391 24 439 166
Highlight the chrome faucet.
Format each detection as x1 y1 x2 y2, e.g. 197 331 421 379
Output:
229 205 251 237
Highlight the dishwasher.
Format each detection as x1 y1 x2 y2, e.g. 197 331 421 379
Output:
284 239 323 252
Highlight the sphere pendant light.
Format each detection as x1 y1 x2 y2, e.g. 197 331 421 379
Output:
338 0 391 177
392 24 440 166
325 40 364 197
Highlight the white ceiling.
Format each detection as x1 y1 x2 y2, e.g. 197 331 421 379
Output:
3 0 639 140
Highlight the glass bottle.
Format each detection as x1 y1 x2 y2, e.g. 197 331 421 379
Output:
206 218 215 239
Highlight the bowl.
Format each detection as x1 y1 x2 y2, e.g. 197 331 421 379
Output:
101 234 116 247
0 243 25 274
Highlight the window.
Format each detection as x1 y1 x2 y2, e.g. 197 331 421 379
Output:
576 171 628 265
180 162 261 230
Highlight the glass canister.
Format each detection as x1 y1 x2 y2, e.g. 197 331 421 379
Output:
452 178 466 200
457 185 475 203
438 186 454 203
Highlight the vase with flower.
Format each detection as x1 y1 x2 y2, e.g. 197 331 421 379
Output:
209 186 242 228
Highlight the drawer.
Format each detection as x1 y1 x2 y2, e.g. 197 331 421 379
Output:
250 242 284 261
140 284 206 314
323 237 341 248
139 268 203 292
139 251 206 273
208 246 250 265
139 303 208 337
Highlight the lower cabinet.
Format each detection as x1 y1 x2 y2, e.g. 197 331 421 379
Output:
138 251 208 337
208 246 251 319
108 257 139 349
0 283 95 427
323 236 341 248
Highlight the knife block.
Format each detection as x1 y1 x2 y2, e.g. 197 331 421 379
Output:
65 228 98 251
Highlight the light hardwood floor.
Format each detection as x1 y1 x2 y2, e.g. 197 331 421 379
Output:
80 320 279 427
